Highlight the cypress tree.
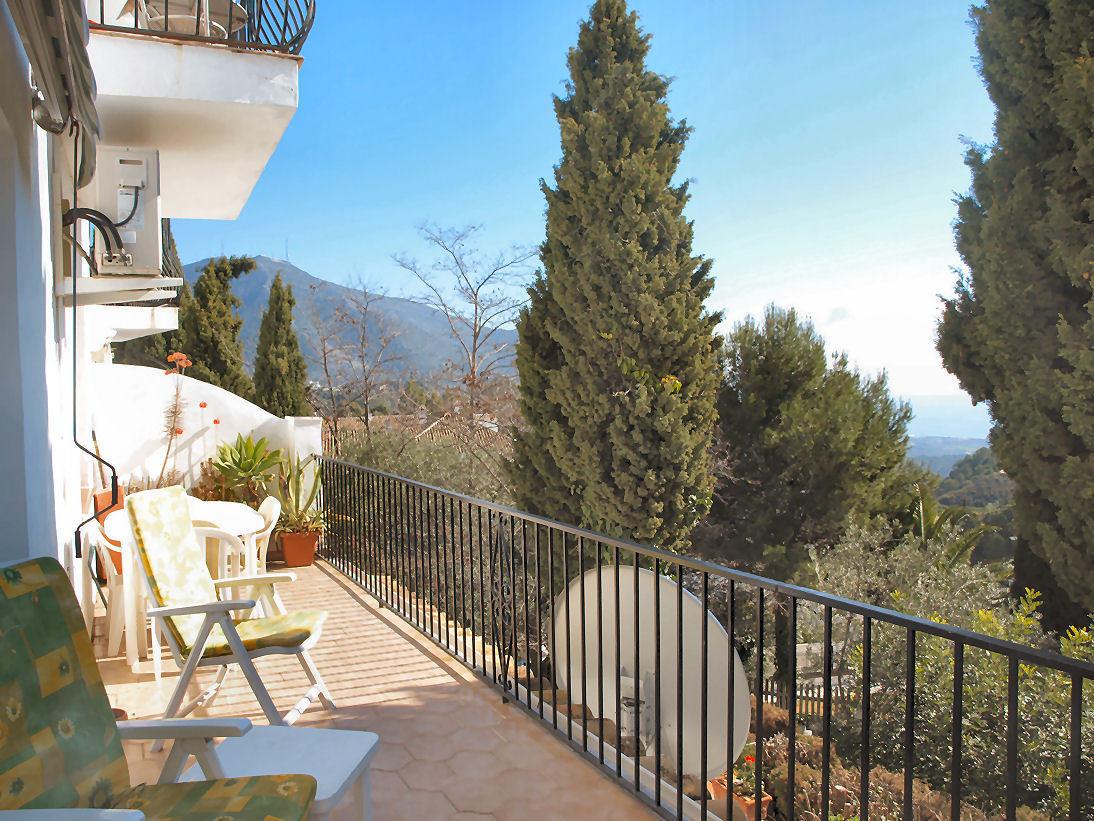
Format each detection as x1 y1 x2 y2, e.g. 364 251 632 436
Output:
253 274 309 417
510 0 720 551
177 255 255 399
937 0 1094 613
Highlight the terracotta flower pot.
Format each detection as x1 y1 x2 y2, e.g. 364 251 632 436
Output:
281 531 320 567
731 792 772 819
708 773 729 800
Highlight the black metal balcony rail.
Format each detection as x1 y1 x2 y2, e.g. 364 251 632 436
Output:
318 457 1094 821
88 0 314 55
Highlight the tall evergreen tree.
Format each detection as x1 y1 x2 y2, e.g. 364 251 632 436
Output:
253 274 309 417
510 0 720 552
701 306 913 581
937 0 1094 613
177 255 255 399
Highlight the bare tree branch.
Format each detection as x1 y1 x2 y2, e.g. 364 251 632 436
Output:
393 223 534 414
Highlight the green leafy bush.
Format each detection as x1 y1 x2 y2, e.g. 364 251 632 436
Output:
810 524 1093 818
342 427 512 504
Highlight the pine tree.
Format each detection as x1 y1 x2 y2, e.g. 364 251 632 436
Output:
177 255 255 399
510 0 720 552
253 274 309 417
937 0 1094 613
700 307 913 581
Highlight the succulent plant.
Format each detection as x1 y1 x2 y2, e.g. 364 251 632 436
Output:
212 434 283 504
274 454 324 534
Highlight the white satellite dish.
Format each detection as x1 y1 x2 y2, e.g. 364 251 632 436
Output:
552 566 750 781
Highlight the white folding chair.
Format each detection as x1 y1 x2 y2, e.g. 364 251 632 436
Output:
125 487 335 730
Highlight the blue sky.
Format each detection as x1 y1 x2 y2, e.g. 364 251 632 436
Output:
172 1 997 431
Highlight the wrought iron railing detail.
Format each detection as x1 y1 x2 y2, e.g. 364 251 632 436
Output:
318 457 1093 821
88 0 314 54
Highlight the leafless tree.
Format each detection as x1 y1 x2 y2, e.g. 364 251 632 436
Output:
303 280 403 454
337 276 402 434
303 285 350 454
394 224 535 414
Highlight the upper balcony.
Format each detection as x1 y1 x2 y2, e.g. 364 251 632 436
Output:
83 0 314 220
88 0 314 54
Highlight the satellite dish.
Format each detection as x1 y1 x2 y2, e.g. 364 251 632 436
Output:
552 566 750 781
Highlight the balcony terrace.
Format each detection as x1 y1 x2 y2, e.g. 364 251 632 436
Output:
95 458 1094 821
98 562 656 821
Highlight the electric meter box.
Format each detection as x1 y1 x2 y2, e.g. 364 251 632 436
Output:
88 146 163 276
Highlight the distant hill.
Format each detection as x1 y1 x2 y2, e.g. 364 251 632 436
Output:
907 436 989 476
183 256 517 381
935 446 1013 508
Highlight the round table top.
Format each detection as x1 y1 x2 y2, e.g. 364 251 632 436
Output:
187 498 265 536
102 498 265 543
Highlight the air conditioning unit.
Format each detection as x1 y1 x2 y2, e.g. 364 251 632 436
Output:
88 146 163 276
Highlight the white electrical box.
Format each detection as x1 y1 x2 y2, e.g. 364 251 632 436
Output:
88 146 163 276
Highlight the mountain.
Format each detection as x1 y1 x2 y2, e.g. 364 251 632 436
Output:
183 256 517 381
935 447 1013 508
908 436 989 477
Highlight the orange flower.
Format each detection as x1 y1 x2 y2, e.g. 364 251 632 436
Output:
744 755 755 764
212 419 220 425
199 401 207 409
174 428 183 435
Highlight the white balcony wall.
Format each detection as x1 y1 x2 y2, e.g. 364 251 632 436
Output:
87 30 300 220
0 4 72 565
89 363 321 487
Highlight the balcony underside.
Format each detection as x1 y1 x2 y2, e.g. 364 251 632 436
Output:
97 563 657 821
82 303 179 348
87 30 299 220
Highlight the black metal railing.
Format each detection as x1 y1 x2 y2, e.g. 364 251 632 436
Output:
89 0 314 55
319 457 1094 821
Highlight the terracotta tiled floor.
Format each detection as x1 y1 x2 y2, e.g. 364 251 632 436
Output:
96 561 657 821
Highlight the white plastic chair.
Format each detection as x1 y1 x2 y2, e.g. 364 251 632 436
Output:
92 524 128 659
249 496 281 575
0 556 377 821
125 487 335 729
180 725 379 820
89 523 166 679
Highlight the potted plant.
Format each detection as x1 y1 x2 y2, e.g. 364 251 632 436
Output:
212 434 283 505
274 454 323 567
731 745 772 819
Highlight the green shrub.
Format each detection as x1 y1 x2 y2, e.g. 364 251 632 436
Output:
810 524 1094 817
341 427 512 504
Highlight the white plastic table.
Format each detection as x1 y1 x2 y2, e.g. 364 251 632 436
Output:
180 726 380 820
185 498 265 536
103 498 265 673
187 498 265 577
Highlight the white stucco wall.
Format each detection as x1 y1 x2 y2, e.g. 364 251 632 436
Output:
0 11 305 573
0 4 70 564
89 363 321 487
